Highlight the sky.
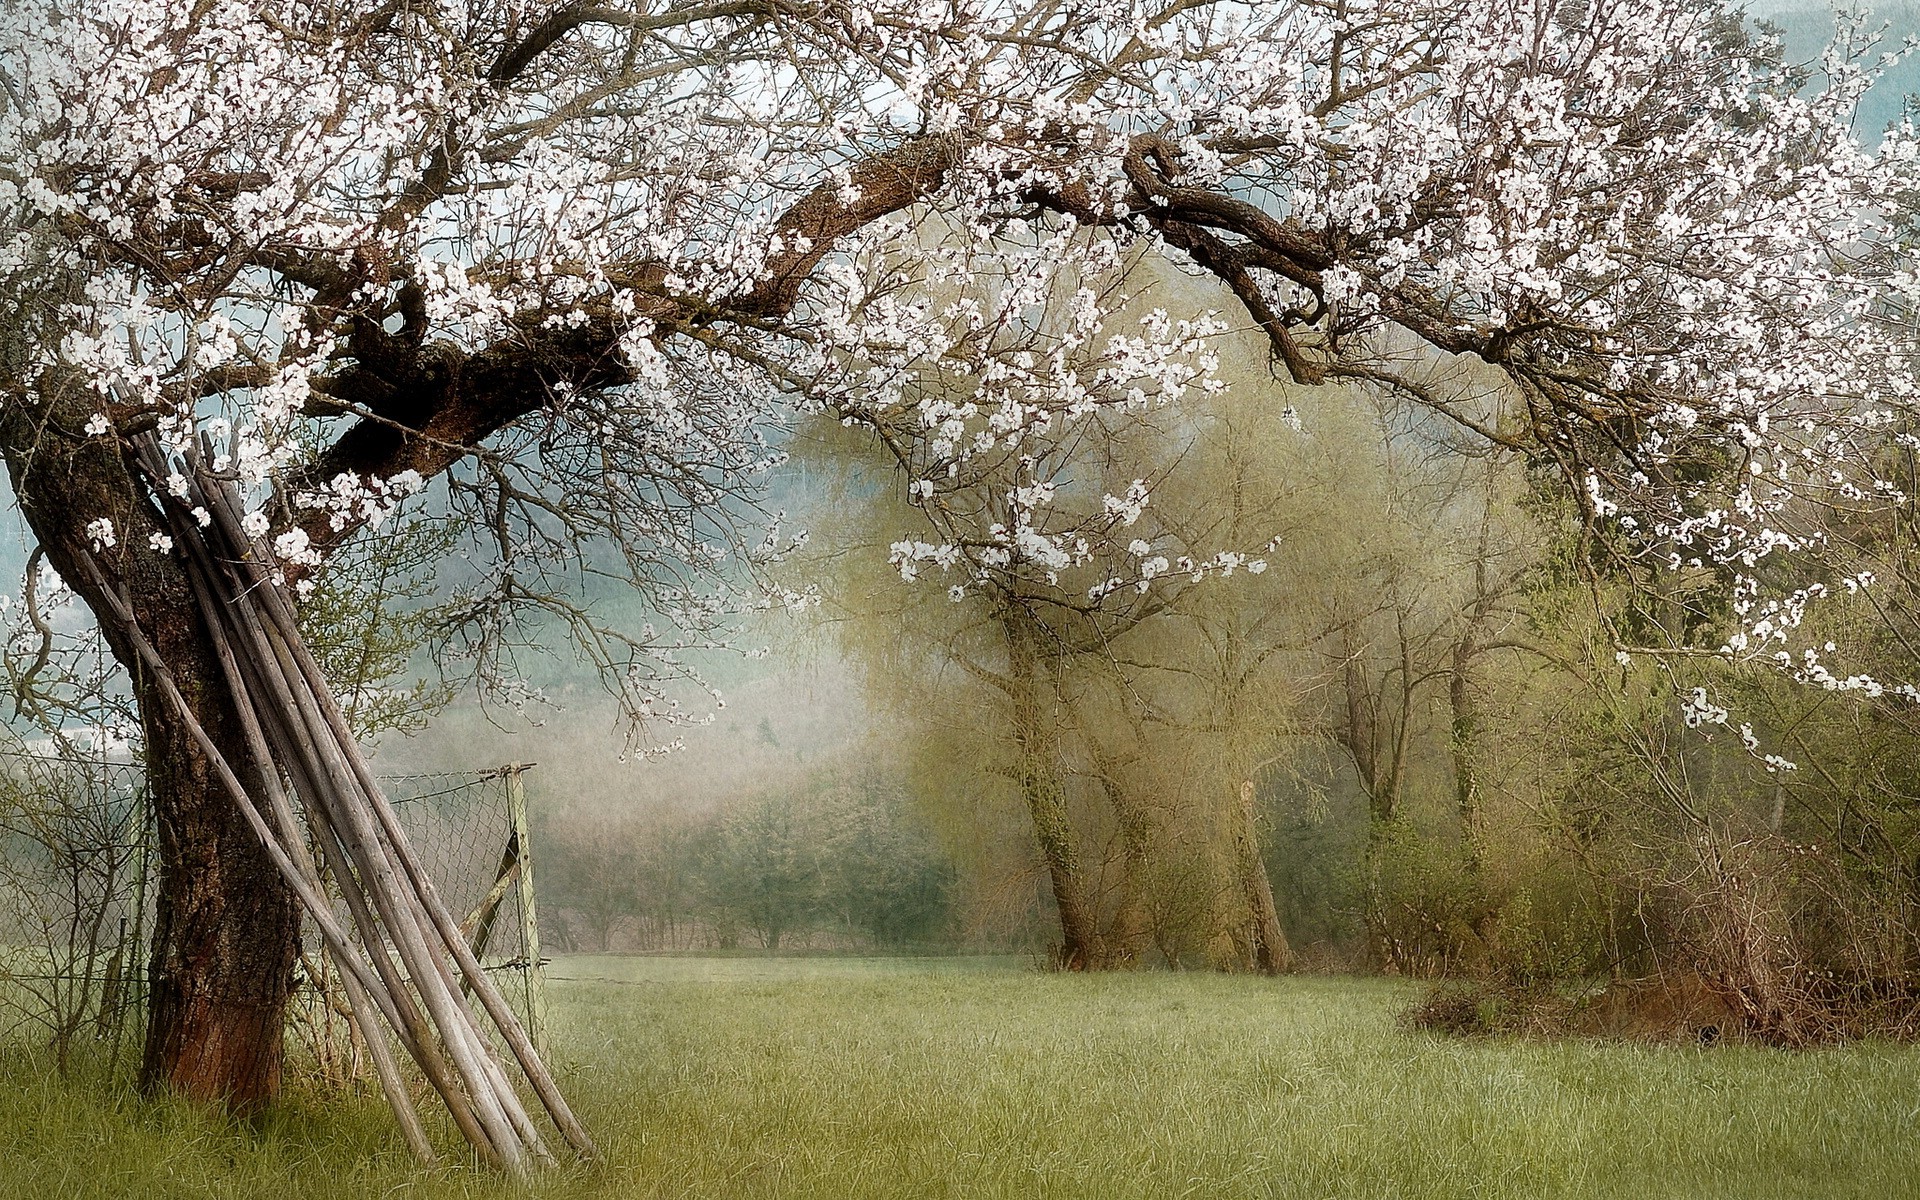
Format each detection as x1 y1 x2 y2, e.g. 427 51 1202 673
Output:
1757 4 1920 135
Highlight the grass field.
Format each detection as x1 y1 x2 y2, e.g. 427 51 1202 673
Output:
1 955 1915 1198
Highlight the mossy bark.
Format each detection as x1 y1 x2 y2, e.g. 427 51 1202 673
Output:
1233 781 1290 974
1003 606 1098 969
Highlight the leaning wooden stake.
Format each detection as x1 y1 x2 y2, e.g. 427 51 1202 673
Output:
81 431 599 1171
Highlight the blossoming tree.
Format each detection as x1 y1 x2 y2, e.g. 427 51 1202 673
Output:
2 0 1914 1111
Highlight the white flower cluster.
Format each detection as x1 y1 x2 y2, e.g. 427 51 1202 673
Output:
1088 547 1269 601
888 539 962 583
272 528 319 569
1681 688 1729 730
294 471 427 535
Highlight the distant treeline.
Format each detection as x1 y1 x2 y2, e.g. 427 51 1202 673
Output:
536 768 961 955
533 749 1390 967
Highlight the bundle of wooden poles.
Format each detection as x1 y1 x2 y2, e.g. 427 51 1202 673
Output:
78 429 595 1171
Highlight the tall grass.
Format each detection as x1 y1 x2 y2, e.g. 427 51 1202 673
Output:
0 957 1913 1198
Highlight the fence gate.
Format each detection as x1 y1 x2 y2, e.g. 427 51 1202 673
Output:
293 762 548 1080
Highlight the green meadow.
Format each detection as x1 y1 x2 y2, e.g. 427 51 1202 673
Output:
2 956 1914 1199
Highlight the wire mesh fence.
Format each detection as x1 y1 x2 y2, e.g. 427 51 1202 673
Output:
0 751 149 1074
0 750 545 1078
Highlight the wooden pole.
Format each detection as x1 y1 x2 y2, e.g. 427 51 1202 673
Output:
502 763 546 1058
182 439 552 1157
91 431 598 1169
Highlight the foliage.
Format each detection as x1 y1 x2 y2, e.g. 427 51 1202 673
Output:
821 782 958 949
790 325 1385 966
694 791 828 951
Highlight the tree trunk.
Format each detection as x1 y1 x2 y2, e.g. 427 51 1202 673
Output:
3 397 300 1111
136 651 301 1111
1087 749 1152 968
1002 606 1099 969
1018 738 1100 968
1341 627 1409 973
1448 637 1482 875
1101 788 1154 968
1233 781 1290 974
